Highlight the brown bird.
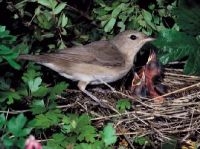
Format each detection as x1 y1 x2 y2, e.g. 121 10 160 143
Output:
19 30 154 104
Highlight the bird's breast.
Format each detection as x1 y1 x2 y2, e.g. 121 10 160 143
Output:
42 62 133 85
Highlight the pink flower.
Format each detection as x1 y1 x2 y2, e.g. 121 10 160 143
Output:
25 135 42 149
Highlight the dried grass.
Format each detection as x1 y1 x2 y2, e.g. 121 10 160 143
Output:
60 67 200 147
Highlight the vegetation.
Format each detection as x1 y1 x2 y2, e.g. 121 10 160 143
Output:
0 0 199 148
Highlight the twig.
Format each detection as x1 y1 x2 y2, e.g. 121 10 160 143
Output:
165 72 200 79
189 109 194 130
98 78 155 109
0 109 30 114
167 61 186 65
153 82 200 100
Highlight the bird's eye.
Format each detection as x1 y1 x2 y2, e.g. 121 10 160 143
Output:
130 35 137 40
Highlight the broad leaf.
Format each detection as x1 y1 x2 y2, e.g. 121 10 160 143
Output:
28 77 42 93
78 125 96 143
102 123 117 146
49 82 68 99
116 99 131 112
30 99 47 114
32 109 63 128
7 114 32 137
173 5 200 36
153 29 200 75
104 18 116 32
0 114 6 129
38 0 52 9
54 3 66 15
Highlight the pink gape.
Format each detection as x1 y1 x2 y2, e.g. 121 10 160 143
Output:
25 135 42 149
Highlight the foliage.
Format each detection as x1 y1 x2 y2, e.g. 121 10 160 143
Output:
0 114 32 148
0 26 21 69
43 115 117 149
116 99 131 112
101 123 117 146
133 136 150 146
1 0 196 148
93 0 175 35
153 29 200 75
153 1 200 75
2 0 175 54
174 3 200 36
0 64 117 148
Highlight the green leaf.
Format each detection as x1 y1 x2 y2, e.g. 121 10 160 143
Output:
4 56 21 70
117 21 125 32
173 6 200 36
8 114 27 133
153 29 200 75
8 114 31 137
32 86 49 97
143 10 152 22
77 114 91 126
62 116 73 133
58 40 66 49
0 114 6 129
0 77 11 90
7 91 21 104
0 45 12 54
49 82 68 99
0 26 6 32
53 3 66 15
33 109 63 128
22 68 41 84
78 125 96 143
75 143 93 149
2 136 14 148
0 41 20 69
102 123 117 146
16 138 26 149
142 10 156 30
92 141 104 149
49 0 58 9
38 0 52 9
46 133 68 149
184 50 200 74
28 77 42 93
104 18 116 32
36 11 55 29
0 25 16 42
93 8 108 16
111 3 125 18
30 100 47 114
15 43 29 55
95 0 106 6
134 136 150 146
61 14 68 28
116 99 131 112
0 91 21 104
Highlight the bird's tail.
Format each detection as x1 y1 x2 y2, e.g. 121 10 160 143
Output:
18 55 46 63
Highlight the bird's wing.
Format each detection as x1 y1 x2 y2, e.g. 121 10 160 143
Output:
42 40 125 66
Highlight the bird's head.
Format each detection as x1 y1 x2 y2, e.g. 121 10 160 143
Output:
111 30 155 62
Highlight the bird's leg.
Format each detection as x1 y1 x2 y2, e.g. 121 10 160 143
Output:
78 81 119 113
98 79 116 92
77 81 102 104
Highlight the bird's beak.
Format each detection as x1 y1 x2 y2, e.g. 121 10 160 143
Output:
144 36 155 42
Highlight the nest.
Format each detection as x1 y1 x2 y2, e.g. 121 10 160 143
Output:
60 67 200 148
